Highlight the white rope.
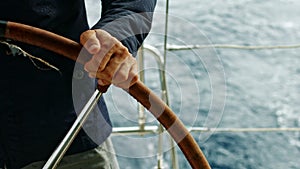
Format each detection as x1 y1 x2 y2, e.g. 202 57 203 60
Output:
0 41 60 72
166 44 300 51
189 127 300 133
112 126 300 135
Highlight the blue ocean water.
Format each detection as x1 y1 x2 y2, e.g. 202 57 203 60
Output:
86 0 300 168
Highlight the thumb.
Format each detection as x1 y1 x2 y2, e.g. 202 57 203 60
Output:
80 30 100 54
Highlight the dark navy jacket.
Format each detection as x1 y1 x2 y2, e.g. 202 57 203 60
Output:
0 0 156 168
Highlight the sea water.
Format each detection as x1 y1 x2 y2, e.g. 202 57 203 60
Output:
85 0 300 168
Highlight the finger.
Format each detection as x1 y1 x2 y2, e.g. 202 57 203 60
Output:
112 56 136 84
97 63 138 89
80 30 100 54
94 29 119 66
97 79 111 86
96 39 128 72
84 45 117 75
84 33 121 73
114 64 139 89
84 50 108 73
95 48 129 81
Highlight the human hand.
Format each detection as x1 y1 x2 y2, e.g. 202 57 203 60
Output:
80 29 138 90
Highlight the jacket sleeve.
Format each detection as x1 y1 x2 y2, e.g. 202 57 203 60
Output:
91 0 157 56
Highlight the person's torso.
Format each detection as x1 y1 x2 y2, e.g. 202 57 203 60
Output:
0 1 111 168
0 0 89 41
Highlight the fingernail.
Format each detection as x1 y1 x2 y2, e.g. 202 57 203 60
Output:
84 64 89 72
98 79 104 85
89 44 99 53
88 73 95 78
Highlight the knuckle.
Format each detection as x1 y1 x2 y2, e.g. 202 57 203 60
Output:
132 75 139 83
102 41 112 50
116 72 128 82
111 37 119 44
80 30 94 43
